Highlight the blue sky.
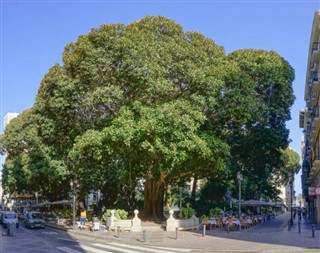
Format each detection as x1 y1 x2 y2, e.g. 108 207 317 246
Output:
1 0 319 193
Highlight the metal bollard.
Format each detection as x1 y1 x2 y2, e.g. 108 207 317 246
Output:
298 221 301 233
227 223 230 233
143 229 147 243
202 224 206 237
288 220 291 231
312 224 315 238
175 227 179 240
117 226 120 238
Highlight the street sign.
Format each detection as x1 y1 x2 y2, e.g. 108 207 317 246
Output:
314 186 320 196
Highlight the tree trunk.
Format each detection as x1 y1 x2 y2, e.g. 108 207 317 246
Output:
190 175 198 203
143 172 166 221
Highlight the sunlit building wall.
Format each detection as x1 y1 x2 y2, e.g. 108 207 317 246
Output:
300 11 320 223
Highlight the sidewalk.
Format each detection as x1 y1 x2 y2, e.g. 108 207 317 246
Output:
46 213 320 252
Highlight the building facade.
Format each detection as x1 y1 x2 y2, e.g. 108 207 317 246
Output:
300 11 320 223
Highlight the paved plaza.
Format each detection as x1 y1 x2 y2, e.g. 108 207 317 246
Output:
47 212 320 252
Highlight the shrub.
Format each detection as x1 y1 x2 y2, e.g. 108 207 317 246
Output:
57 209 73 219
209 207 222 217
200 214 207 222
86 211 94 222
102 209 128 223
182 207 196 219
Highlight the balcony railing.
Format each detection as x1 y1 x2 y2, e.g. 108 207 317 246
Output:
312 42 320 52
313 148 320 161
312 107 320 120
310 71 320 82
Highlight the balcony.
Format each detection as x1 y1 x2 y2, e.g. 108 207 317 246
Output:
312 42 320 52
311 126 319 141
312 42 320 63
311 71 320 102
299 110 305 128
310 155 320 182
312 107 320 132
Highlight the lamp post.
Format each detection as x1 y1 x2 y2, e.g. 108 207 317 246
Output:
35 192 38 207
237 172 243 230
179 187 182 219
289 180 293 225
70 180 77 230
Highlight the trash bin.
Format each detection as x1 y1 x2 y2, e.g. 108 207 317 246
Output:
7 222 16 237
92 218 100 231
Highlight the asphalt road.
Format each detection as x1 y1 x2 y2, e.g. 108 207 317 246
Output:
1 214 320 253
0 220 82 253
0 221 195 253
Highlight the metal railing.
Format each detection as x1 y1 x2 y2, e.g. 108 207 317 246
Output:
312 42 320 52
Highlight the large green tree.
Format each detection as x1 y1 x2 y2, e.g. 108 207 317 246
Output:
1 16 296 219
224 49 295 199
34 16 231 219
0 109 69 200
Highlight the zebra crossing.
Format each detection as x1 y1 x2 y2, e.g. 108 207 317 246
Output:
57 242 192 253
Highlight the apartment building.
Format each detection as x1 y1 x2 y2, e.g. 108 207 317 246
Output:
300 11 320 223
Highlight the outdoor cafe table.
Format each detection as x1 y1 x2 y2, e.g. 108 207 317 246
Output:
246 218 253 225
208 219 217 225
222 217 240 226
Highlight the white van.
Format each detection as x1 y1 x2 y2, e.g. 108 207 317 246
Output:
2 211 19 228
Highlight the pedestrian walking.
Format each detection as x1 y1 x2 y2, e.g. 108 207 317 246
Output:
80 209 87 229
297 207 302 220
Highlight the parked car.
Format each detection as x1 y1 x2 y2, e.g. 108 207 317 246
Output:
2 211 19 228
25 211 45 229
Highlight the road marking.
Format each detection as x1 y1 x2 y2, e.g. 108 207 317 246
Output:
79 245 113 253
150 246 191 252
110 242 185 253
60 243 190 253
42 231 58 235
95 243 181 253
58 237 78 242
57 247 83 253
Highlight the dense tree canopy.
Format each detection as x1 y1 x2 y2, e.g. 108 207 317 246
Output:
0 16 298 219
0 110 69 200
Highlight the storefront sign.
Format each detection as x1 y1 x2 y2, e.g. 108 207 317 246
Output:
314 186 320 196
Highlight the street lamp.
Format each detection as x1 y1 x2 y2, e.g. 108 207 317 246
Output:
179 187 182 219
237 172 243 230
35 192 38 207
70 180 78 230
289 180 293 225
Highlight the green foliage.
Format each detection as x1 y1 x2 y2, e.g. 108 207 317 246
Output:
101 209 128 222
200 214 207 222
224 49 295 200
0 109 69 200
0 16 296 219
182 207 196 219
57 209 73 219
209 207 222 217
86 211 94 222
